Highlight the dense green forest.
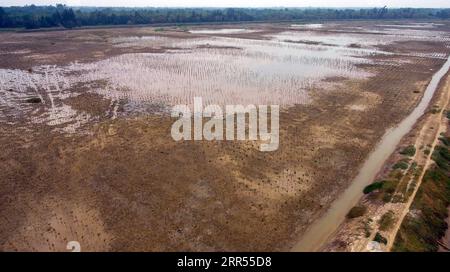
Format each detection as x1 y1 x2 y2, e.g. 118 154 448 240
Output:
1 4 450 29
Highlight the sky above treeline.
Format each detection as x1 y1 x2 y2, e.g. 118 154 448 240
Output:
2 0 450 8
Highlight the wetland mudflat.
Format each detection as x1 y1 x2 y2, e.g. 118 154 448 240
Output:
1 21 450 251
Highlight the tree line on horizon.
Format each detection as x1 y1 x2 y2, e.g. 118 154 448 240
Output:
0 4 450 29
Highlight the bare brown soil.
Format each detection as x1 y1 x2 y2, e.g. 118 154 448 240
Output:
1 21 450 251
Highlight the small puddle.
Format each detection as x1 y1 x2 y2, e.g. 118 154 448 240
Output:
292 55 450 252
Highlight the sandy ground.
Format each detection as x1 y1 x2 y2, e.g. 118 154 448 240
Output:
1 21 450 251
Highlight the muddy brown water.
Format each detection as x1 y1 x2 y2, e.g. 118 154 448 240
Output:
292 55 450 252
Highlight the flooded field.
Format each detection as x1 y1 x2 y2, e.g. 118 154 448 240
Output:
1 21 450 251
1 29 378 129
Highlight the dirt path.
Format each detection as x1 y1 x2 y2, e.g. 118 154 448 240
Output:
384 76 450 251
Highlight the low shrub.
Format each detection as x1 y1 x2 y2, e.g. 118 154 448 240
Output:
374 232 388 245
379 211 396 231
430 108 440 114
363 181 384 194
347 205 367 219
400 145 416 156
393 161 409 170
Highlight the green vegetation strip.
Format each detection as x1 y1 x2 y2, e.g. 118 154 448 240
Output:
392 138 450 252
1 6 450 30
